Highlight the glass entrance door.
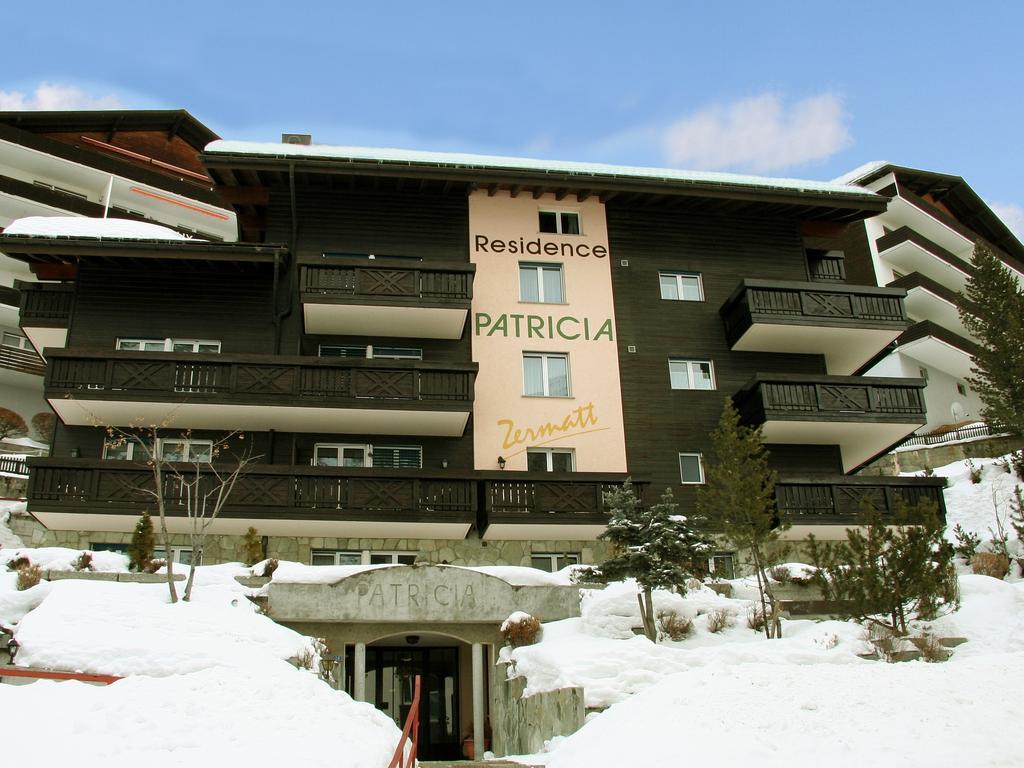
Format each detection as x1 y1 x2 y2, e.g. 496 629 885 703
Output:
350 646 461 760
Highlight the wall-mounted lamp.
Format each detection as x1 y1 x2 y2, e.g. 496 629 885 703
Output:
497 456 506 470
70 447 80 459
441 458 449 469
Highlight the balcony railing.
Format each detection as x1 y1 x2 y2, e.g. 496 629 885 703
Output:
0 454 29 478
16 282 74 326
44 350 477 409
735 374 926 424
300 257 474 305
27 460 478 524
484 477 644 524
721 279 907 345
775 475 947 524
0 344 46 376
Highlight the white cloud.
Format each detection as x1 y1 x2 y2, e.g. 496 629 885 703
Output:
991 202 1024 240
662 92 852 173
0 82 123 111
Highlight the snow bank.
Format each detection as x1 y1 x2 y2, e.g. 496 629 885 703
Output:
545 651 1024 768
0 500 26 549
0 545 129 573
3 216 196 241
0 663 402 768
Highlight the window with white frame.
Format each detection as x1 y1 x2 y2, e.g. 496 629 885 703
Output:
318 344 422 360
313 443 371 467
368 552 417 565
519 263 565 303
659 271 704 301
153 546 195 565
523 352 570 397
531 552 580 572
538 210 581 235
527 447 575 472
158 438 213 463
311 550 362 566
679 453 705 484
117 338 221 353
1 332 33 350
708 553 735 579
669 359 715 390
103 436 146 460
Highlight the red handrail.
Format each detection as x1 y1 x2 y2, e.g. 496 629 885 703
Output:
0 666 121 684
387 674 421 768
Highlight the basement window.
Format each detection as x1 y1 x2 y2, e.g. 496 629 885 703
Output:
530 552 581 572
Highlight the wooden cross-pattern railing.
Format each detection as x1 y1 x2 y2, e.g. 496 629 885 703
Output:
484 479 646 520
736 375 926 422
44 350 477 407
775 478 946 524
301 260 473 304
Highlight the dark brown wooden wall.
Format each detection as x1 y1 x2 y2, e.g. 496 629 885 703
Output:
839 221 880 286
606 204 835 505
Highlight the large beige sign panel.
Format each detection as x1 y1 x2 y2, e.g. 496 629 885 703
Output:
468 191 627 472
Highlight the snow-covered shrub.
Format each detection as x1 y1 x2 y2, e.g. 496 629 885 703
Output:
74 551 93 572
912 632 948 663
143 558 165 574
768 564 791 584
966 459 983 484
263 558 279 578
971 552 1009 578
6 555 30 572
501 612 542 648
656 610 693 641
16 563 42 591
706 608 732 634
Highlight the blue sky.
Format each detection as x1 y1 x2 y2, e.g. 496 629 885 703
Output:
3 1 1022 232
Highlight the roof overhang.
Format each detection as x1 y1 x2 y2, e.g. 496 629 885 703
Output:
0 234 286 265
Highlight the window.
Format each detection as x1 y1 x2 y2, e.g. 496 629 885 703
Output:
527 448 575 472
519 263 565 303
314 443 370 467
679 453 704 484
369 552 417 565
158 439 213 463
806 249 846 282
538 210 581 235
311 550 362 566
154 546 195 565
956 382 968 396
103 436 146 460
117 338 221 353
708 553 735 579
91 542 129 555
1 332 32 351
659 272 704 301
669 359 715 390
371 446 423 469
319 345 423 360
531 553 580 572
523 352 570 397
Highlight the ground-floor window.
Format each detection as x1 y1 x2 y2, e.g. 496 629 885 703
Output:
154 546 196 565
311 549 417 566
526 447 575 472
313 443 423 469
530 552 580 572
708 552 735 580
91 542 129 554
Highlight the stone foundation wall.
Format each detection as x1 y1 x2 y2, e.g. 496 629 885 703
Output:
859 434 1024 476
6 515 611 567
491 663 585 757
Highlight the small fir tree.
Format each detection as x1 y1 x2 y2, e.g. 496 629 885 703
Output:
241 526 264 566
696 399 782 638
957 242 1024 434
128 511 156 572
595 482 713 642
807 499 958 635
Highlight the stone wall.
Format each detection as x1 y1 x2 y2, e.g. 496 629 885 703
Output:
859 434 1024 476
491 662 585 757
7 515 611 567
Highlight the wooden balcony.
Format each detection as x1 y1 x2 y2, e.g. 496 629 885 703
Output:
775 474 947 527
26 459 477 539
300 256 474 339
16 281 74 355
734 374 927 471
0 343 45 377
45 349 477 436
721 279 908 374
482 475 643 541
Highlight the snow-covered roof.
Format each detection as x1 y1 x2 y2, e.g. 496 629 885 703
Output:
206 140 881 199
831 160 892 186
2 216 199 242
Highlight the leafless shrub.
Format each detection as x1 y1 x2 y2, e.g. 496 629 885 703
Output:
142 558 166 574
16 564 42 591
295 647 315 670
913 632 948 663
263 558 279 578
746 605 767 632
971 552 1009 578
6 555 31 572
865 623 898 662
966 459 983 484
656 610 694 641
74 551 94 571
501 613 542 647
706 607 733 634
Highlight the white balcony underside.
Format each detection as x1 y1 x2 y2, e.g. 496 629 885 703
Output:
897 338 974 381
304 303 468 339
903 288 968 336
482 522 606 541
50 398 471 436
877 195 974 260
23 327 67 357
763 420 922 472
32 511 471 539
732 325 901 375
877 238 969 291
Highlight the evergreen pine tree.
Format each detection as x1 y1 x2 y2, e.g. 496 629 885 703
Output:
241 526 264 566
596 482 713 642
957 242 1024 434
807 499 958 635
696 399 782 638
128 511 156 572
